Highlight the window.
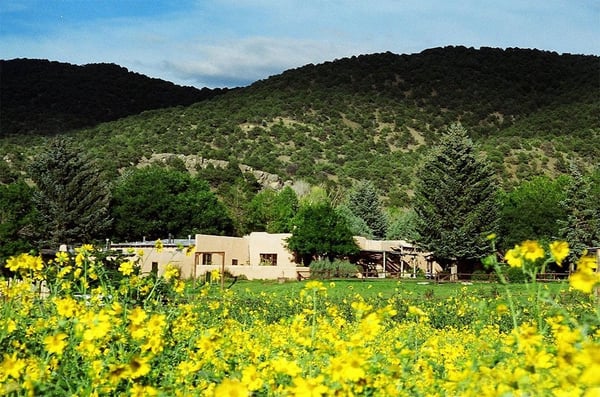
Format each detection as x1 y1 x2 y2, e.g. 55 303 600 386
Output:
231 259 238 266
259 253 277 266
151 262 158 274
202 253 212 265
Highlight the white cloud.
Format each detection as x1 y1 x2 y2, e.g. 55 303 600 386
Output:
1 0 598 88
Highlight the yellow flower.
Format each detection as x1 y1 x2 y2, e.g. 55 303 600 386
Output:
520 240 544 261
130 384 158 397
504 246 523 268
290 375 330 397
407 305 427 317
173 279 185 294
55 251 70 264
486 233 497 241
164 264 180 281
155 239 164 253
5 253 43 276
327 351 366 382
213 378 248 397
53 297 79 318
496 303 509 315
210 269 221 282
118 260 135 276
549 241 569 266
241 365 264 391
43 333 68 356
129 356 151 379
0 352 26 379
569 256 600 294
185 245 195 256
128 307 147 326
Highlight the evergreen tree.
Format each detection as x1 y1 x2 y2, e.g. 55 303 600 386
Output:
386 208 421 242
286 202 359 266
336 204 374 239
0 180 36 271
345 180 388 239
413 123 499 270
29 138 112 247
558 164 600 263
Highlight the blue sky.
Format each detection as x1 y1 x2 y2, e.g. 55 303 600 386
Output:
1 0 598 88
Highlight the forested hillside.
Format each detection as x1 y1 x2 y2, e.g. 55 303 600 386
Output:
1 46 598 203
0 59 228 137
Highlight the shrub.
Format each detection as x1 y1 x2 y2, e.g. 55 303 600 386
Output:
309 259 358 279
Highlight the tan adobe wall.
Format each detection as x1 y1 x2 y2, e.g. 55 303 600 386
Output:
195 234 249 266
115 245 195 278
246 232 296 267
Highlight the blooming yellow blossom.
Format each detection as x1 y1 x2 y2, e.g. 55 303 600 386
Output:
570 269 600 294
43 333 68 356
53 296 79 318
185 245 195 256
0 352 26 380
5 253 43 277
118 260 135 276
213 378 248 397
549 241 569 266
407 305 427 317
55 251 69 264
164 264 180 281
504 246 523 268
155 239 164 253
128 356 151 379
520 240 544 261
130 384 158 397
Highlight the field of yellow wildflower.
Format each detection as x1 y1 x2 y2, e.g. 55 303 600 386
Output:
1 241 599 396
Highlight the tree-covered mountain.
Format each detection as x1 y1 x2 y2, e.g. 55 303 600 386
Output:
0 59 229 137
1 46 598 204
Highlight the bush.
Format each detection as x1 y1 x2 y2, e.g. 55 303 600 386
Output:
472 270 492 281
309 259 358 279
506 265 528 284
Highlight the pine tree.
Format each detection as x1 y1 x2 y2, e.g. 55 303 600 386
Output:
558 164 600 264
345 180 388 239
29 138 112 247
413 123 499 270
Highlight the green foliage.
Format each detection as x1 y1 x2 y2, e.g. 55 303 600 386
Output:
498 175 570 250
28 138 112 247
2 47 597 202
386 208 421 242
247 186 298 233
505 266 529 284
413 123 499 269
0 180 36 272
558 164 600 260
344 180 389 239
309 259 358 279
335 204 374 238
286 202 359 265
0 59 226 137
110 165 233 240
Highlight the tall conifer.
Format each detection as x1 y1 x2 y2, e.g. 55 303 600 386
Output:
29 138 112 247
413 123 498 270
346 180 388 239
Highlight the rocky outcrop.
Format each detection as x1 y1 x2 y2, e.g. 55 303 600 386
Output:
137 153 286 190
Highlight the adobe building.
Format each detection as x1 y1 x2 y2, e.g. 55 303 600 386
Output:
110 232 440 281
